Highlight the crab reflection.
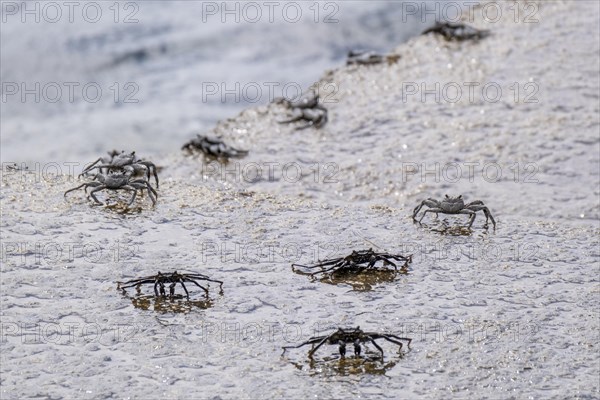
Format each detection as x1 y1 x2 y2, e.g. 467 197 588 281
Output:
422 218 497 237
320 269 406 291
128 294 213 313
428 221 474 237
288 355 401 376
101 201 146 215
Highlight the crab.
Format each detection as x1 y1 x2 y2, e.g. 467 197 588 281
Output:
346 50 401 66
292 248 412 279
278 105 328 130
273 90 320 109
282 326 412 359
4 163 28 172
81 150 159 188
182 135 248 159
346 50 385 65
274 90 329 130
412 195 496 229
117 270 224 299
422 21 490 41
64 172 157 206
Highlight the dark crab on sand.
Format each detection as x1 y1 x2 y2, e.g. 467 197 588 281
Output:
412 194 496 229
117 271 224 299
64 171 157 206
182 135 249 159
346 50 401 66
81 150 159 188
422 21 490 41
282 326 412 359
292 248 412 279
273 90 320 109
275 90 328 130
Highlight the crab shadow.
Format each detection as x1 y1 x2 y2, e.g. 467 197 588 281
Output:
293 269 408 291
287 354 403 376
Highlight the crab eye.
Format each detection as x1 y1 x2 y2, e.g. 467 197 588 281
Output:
459 195 462 199
445 194 449 198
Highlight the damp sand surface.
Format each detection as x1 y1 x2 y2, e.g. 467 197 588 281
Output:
1 2 599 399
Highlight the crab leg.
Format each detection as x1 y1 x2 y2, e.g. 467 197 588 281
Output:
482 208 496 229
154 275 168 296
419 207 444 223
281 336 323 355
80 157 106 176
375 333 412 349
292 258 344 270
295 121 316 130
197 278 223 290
182 274 224 288
180 273 210 279
170 281 180 298
117 186 137 206
367 256 395 270
308 331 338 359
133 179 157 200
380 255 411 269
278 111 304 124
339 342 347 357
184 279 208 296
66 181 104 197
412 200 427 219
64 183 91 198
158 281 167 296
389 254 412 263
309 106 328 129
137 161 159 188
119 276 157 285
182 273 214 280
118 278 155 290
308 262 352 277
145 181 158 203
397 254 413 265
455 209 476 227
466 201 497 229
130 181 157 206
85 163 117 173
367 338 385 358
88 185 108 204
413 198 440 220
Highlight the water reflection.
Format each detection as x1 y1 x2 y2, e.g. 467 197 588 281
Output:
126 294 214 313
319 269 407 291
418 219 478 236
119 283 218 313
293 268 408 291
109 205 144 215
288 354 403 376
68 197 151 215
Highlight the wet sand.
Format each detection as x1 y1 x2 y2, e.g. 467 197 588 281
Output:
2 1 599 399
